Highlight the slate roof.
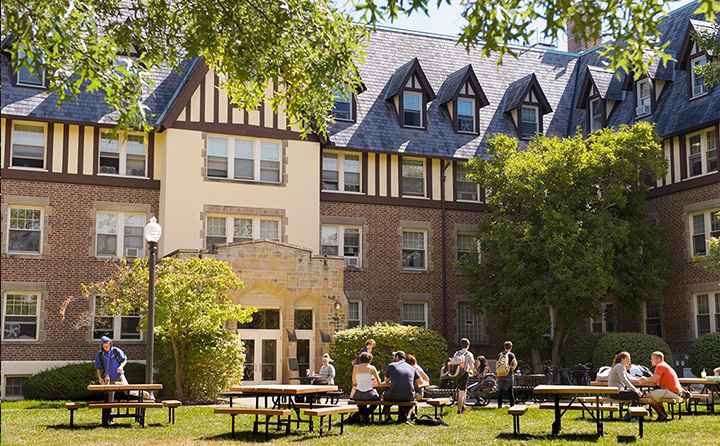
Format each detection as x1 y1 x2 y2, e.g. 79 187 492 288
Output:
384 57 436 101
435 65 488 108
502 73 552 114
587 66 625 101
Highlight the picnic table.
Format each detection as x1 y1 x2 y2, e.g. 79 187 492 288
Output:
679 378 719 413
87 384 163 427
533 384 619 436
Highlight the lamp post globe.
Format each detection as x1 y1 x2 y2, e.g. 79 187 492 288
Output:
144 216 161 385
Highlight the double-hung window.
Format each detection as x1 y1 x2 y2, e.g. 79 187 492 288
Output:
456 164 478 201
7 207 43 255
403 91 423 128
589 98 603 133
348 300 362 328
11 123 45 169
321 225 361 267
332 85 353 121
402 302 427 327
691 209 720 256
694 292 720 337
691 56 708 98
688 129 718 177
2 292 39 340
322 152 361 192
93 296 141 340
591 303 615 333
205 215 280 251
402 158 425 197
99 133 146 177
643 301 662 337
207 136 281 183
96 212 145 259
457 98 476 133
521 106 538 139
636 79 651 116
402 230 426 270
458 302 482 343
457 233 477 262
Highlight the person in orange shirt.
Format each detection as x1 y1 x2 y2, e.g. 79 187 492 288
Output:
638 351 682 421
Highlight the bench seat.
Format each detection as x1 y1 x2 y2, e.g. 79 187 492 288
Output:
87 402 163 409
508 404 529 436
629 407 649 438
162 400 182 424
65 402 81 427
538 403 619 412
278 402 338 409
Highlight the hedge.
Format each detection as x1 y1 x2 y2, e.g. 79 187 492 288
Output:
330 322 448 392
564 332 608 367
689 332 720 377
592 332 671 369
23 362 145 401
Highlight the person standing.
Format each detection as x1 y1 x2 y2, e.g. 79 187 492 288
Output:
94 336 129 426
353 339 376 365
638 351 682 422
496 340 517 408
449 338 475 413
382 351 422 423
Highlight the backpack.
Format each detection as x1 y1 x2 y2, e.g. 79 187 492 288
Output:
448 350 469 378
496 352 510 375
480 374 498 392
96 347 124 377
596 366 611 382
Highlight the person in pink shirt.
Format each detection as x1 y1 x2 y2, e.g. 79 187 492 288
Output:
638 351 682 421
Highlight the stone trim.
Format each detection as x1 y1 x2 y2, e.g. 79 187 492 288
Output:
399 292 433 328
90 202 152 258
345 291 368 326
686 282 720 340
2 196 52 259
683 198 720 261
202 205 288 246
1 281 47 342
398 221 433 272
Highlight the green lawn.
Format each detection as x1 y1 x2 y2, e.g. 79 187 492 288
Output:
2 401 719 445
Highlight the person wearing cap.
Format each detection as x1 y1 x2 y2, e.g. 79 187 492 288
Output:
314 353 336 385
382 350 422 423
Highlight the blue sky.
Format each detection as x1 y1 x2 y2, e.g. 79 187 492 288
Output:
337 0 699 52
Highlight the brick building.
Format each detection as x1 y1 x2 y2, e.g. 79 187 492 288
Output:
1 2 718 398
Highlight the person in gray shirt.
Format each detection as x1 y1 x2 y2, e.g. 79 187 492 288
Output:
608 351 642 411
382 350 422 423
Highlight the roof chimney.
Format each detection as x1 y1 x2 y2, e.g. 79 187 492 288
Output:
566 4 602 53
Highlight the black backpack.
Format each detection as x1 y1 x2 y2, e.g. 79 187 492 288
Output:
96 347 124 377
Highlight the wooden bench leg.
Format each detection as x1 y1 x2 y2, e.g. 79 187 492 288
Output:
69 409 75 427
340 413 346 434
639 416 644 438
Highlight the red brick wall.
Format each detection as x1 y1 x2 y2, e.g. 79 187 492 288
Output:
1 179 159 362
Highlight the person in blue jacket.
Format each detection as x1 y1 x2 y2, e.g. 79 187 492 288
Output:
95 336 128 387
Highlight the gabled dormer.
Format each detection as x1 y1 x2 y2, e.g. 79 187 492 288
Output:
622 53 674 118
436 65 489 135
2 36 48 89
576 66 624 134
503 73 552 140
332 80 367 123
384 58 436 129
677 20 716 100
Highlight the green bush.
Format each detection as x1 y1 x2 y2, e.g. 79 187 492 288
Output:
330 322 447 392
23 362 145 401
689 332 720 377
564 332 608 367
156 328 245 400
592 332 671 369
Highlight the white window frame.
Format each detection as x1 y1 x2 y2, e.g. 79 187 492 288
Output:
591 302 615 333
348 300 362 328
321 224 362 267
693 291 720 338
691 56 708 98
589 98 603 133
92 295 142 341
636 79 652 116
402 229 427 270
458 301 483 343
456 232 477 262
332 85 353 121
457 97 476 133
4 375 30 399
206 136 282 183
687 129 718 178
205 215 281 251
403 91 423 128
2 292 40 341
642 301 662 337
98 132 147 177
15 47 46 88
10 121 46 170
402 158 425 197
690 209 720 256
7 206 44 255
321 151 362 193
95 211 146 259
521 105 538 139
456 163 479 201
402 302 427 327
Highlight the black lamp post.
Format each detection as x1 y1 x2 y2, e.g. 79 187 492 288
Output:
143 216 162 384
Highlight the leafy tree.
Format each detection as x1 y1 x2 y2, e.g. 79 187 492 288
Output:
75 257 252 399
353 0 718 79
2 0 367 137
459 123 669 369
693 24 720 87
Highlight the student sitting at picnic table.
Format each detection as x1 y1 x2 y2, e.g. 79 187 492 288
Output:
314 353 335 385
467 355 491 402
608 352 642 417
351 351 381 423
406 354 429 399
637 351 682 422
382 350 422 424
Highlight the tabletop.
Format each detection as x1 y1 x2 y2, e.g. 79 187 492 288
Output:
88 384 163 391
590 381 608 386
229 384 338 395
533 385 620 395
679 378 720 385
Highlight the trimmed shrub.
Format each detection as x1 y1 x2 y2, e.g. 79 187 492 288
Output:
689 332 720 377
564 332 608 367
23 362 145 401
330 322 447 392
592 332 671 369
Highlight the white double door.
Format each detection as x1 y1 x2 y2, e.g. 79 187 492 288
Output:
239 329 281 384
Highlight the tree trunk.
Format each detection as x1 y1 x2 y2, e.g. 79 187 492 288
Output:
530 348 543 373
170 334 184 399
551 312 570 366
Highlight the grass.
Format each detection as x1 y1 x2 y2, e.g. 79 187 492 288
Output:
1 400 719 446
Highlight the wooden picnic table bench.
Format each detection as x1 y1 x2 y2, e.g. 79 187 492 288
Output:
533 385 619 436
303 405 358 436
214 407 292 439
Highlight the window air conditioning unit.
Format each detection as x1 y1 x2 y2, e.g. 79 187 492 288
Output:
125 248 139 258
460 192 478 201
635 104 651 116
693 84 708 96
344 257 360 267
99 165 117 174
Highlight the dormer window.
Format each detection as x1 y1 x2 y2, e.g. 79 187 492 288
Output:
503 73 551 141
437 65 488 135
332 85 353 121
457 98 475 133
589 98 603 133
403 90 423 127
521 106 538 139
576 66 623 135
691 56 708 98
15 47 46 88
636 79 652 117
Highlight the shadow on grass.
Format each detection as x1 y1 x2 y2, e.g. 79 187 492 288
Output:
47 421 165 431
496 433 600 442
201 428 348 443
617 435 639 443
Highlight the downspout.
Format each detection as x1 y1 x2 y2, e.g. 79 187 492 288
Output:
441 160 450 339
